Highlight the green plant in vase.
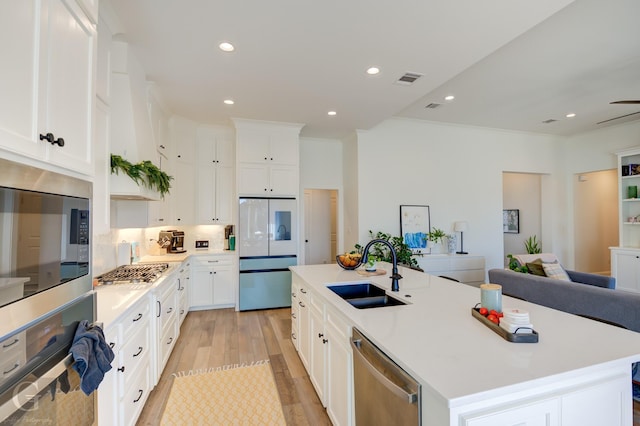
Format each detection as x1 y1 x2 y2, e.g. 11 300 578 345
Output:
524 235 541 254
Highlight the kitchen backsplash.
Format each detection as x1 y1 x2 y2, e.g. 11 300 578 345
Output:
92 224 228 276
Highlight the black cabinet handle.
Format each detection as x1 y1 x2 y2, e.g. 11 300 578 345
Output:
300 288 307 294
133 313 143 322
299 301 305 308
118 366 125 372
166 307 173 314
3 338 19 348
167 337 173 345
109 342 115 349
39 133 64 146
133 346 143 357
322 338 328 344
157 301 161 318
318 333 324 338
3 363 19 375
133 389 143 403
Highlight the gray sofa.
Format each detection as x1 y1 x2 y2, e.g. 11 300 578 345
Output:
488 268 640 333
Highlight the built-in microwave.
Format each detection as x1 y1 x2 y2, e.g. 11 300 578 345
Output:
0 158 92 341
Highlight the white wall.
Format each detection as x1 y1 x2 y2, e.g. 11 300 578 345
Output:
355 118 563 272
503 173 542 264
563 119 640 268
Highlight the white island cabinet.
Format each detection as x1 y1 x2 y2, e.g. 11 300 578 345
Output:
291 264 640 426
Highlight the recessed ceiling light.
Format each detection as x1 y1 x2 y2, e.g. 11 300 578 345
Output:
566 113 576 118
219 42 235 52
223 99 234 105
444 95 455 101
366 67 380 75
328 111 337 116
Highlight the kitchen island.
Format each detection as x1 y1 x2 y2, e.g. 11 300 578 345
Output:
290 263 640 426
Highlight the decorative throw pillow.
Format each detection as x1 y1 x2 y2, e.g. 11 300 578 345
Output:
526 259 546 276
542 262 571 281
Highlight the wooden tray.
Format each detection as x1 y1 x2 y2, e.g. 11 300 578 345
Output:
356 269 387 277
471 307 538 343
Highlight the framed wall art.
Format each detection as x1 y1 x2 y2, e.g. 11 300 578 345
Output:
503 209 519 233
400 205 430 253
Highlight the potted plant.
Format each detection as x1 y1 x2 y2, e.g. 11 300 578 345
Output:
426 228 447 254
524 235 541 254
364 255 379 271
354 231 419 269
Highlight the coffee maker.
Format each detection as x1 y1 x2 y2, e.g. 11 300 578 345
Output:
159 230 186 253
224 225 234 250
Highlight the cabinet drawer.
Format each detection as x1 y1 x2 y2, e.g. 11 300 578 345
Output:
122 299 150 337
120 360 150 426
191 256 233 268
160 317 178 367
120 318 150 391
1 331 26 356
450 257 485 270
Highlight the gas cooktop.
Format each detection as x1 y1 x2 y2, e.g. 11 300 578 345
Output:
95 263 170 285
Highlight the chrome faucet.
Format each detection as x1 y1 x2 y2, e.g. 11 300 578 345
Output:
362 239 403 292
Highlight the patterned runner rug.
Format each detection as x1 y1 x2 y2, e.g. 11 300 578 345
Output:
160 360 285 425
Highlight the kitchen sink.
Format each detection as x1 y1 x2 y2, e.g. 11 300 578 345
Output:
327 283 407 309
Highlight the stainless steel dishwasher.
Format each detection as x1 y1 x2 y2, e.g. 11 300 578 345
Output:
351 328 421 425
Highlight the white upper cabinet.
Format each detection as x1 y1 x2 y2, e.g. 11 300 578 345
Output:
195 126 235 224
0 0 96 176
234 119 303 197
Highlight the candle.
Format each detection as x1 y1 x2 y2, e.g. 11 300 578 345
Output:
480 283 502 312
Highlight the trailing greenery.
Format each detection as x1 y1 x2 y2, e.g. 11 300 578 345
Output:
507 254 529 273
111 154 173 197
524 235 541 254
354 230 419 268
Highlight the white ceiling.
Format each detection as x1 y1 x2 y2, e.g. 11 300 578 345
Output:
105 0 640 139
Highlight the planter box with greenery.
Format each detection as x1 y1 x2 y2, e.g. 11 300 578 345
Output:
111 154 173 199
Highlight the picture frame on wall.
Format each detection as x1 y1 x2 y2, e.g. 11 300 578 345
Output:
503 209 519 233
400 205 430 253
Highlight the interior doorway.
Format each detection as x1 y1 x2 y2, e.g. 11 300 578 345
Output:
303 189 338 265
573 169 618 274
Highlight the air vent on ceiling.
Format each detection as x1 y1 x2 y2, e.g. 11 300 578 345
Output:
542 119 557 124
425 103 442 109
395 72 423 86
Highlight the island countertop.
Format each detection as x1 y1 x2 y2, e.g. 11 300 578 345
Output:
290 263 640 409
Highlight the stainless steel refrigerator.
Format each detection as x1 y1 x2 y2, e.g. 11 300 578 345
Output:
238 197 297 310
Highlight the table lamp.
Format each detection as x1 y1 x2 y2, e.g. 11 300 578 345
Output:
454 221 468 254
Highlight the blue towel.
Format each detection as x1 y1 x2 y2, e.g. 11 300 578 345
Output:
69 320 115 395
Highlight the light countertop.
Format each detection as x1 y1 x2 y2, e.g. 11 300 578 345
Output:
290 263 640 407
139 249 236 263
96 250 236 329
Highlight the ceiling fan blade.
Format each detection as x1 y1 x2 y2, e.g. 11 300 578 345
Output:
610 100 640 104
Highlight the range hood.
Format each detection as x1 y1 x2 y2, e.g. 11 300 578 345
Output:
110 40 161 201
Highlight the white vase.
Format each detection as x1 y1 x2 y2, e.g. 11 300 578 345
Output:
428 241 443 254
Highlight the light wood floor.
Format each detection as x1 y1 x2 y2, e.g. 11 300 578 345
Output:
136 308 331 425
136 308 640 426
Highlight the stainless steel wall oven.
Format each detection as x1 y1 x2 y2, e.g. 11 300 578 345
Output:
0 159 95 424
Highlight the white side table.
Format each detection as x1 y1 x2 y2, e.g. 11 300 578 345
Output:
416 254 485 286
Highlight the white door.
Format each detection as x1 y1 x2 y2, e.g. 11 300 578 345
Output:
269 198 297 256
239 198 269 257
304 189 336 265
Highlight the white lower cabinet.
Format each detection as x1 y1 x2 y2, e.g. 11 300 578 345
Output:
293 283 353 426
295 277 311 370
151 269 179 384
189 256 236 310
417 254 486 286
460 398 560 426
309 297 326 404
611 247 640 293
99 297 151 426
177 261 190 326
